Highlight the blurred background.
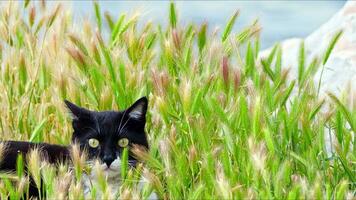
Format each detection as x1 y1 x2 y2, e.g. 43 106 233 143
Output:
67 1 346 48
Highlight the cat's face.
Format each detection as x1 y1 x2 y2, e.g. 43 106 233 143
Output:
65 97 149 169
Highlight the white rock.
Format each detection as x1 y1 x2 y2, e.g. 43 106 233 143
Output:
260 1 356 101
260 1 356 157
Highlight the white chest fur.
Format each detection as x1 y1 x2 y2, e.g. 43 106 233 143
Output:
82 159 157 199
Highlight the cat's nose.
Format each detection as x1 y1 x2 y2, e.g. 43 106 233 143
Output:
103 155 115 167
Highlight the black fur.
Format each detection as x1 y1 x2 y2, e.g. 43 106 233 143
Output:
0 141 69 198
0 141 69 170
65 96 149 165
0 97 149 198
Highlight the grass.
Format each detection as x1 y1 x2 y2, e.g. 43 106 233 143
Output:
0 1 355 199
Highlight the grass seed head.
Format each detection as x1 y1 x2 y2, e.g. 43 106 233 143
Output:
281 68 290 83
233 68 241 92
53 171 72 199
17 176 28 197
47 4 61 28
121 188 133 200
345 191 354 200
217 92 227 106
27 148 42 189
151 69 169 96
40 0 46 10
222 56 230 86
143 168 164 197
188 145 197 162
95 29 105 47
68 180 84 200
41 162 56 195
169 125 176 142
29 6 36 27
247 187 256 200
66 47 87 67
216 162 232 199
158 138 171 175
0 1 353 199
131 144 149 162
172 29 181 50
70 143 87 180
248 138 267 172
181 79 192 112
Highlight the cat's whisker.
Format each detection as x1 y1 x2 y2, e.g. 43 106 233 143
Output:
118 117 131 135
117 109 128 135
95 117 102 135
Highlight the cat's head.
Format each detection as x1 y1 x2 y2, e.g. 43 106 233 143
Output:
65 97 148 169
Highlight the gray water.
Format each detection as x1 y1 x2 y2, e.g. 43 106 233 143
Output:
68 1 345 48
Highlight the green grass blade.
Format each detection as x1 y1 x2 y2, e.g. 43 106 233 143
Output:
198 23 207 54
322 30 343 65
280 80 295 107
298 41 305 84
318 30 343 95
169 2 177 28
222 10 239 42
261 59 275 81
29 118 47 142
328 92 355 132
121 147 129 180
308 100 325 120
111 14 126 44
93 1 102 31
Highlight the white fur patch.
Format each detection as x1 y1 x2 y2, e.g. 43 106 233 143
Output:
82 158 157 199
129 104 144 119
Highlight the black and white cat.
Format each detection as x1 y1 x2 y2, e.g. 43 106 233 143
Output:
0 97 156 199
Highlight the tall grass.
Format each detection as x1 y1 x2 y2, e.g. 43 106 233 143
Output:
0 1 354 199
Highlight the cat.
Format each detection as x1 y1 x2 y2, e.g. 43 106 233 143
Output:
0 97 156 199
0 141 70 197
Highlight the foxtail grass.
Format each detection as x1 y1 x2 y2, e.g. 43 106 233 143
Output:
0 1 354 199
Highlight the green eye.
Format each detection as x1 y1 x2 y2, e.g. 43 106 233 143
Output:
118 138 129 148
88 138 99 148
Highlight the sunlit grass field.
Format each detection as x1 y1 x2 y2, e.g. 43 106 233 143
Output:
0 1 354 199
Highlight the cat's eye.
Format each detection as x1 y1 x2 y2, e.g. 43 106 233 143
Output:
118 138 129 148
88 138 99 148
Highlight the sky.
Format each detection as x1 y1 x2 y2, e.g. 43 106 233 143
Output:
66 1 346 49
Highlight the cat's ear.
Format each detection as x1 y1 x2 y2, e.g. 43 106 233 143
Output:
64 100 91 120
126 97 148 120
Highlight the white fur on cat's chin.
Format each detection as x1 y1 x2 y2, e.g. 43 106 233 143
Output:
83 158 157 199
